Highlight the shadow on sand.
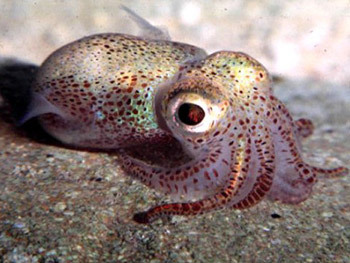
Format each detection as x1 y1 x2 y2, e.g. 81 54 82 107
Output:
0 58 61 146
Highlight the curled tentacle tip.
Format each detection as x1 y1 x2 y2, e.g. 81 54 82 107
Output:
133 212 150 224
314 166 349 178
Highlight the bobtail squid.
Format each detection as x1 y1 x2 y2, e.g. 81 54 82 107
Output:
21 8 348 224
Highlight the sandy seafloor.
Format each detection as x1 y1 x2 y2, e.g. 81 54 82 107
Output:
0 1 349 262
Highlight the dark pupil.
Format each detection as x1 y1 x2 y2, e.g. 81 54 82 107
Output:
178 103 205 126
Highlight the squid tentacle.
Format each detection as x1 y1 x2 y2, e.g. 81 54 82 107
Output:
312 166 349 178
120 140 232 200
133 137 250 224
232 131 276 209
294 118 314 139
265 97 347 204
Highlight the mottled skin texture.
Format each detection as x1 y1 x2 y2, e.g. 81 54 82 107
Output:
28 33 348 224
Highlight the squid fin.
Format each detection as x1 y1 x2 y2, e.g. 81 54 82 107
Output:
121 5 171 41
17 92 65 126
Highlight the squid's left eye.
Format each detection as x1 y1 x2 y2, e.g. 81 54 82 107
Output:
177 103 205 126
165 92 221 134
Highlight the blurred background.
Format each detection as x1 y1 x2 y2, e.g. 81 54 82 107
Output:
1 0 350 85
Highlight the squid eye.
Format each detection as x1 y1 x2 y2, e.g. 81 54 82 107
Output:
177 103 205 126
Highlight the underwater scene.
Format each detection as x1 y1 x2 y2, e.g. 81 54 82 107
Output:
0 1 349 262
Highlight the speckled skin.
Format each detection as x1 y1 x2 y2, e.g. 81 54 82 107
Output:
31 34 206 148
29 33 348 224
